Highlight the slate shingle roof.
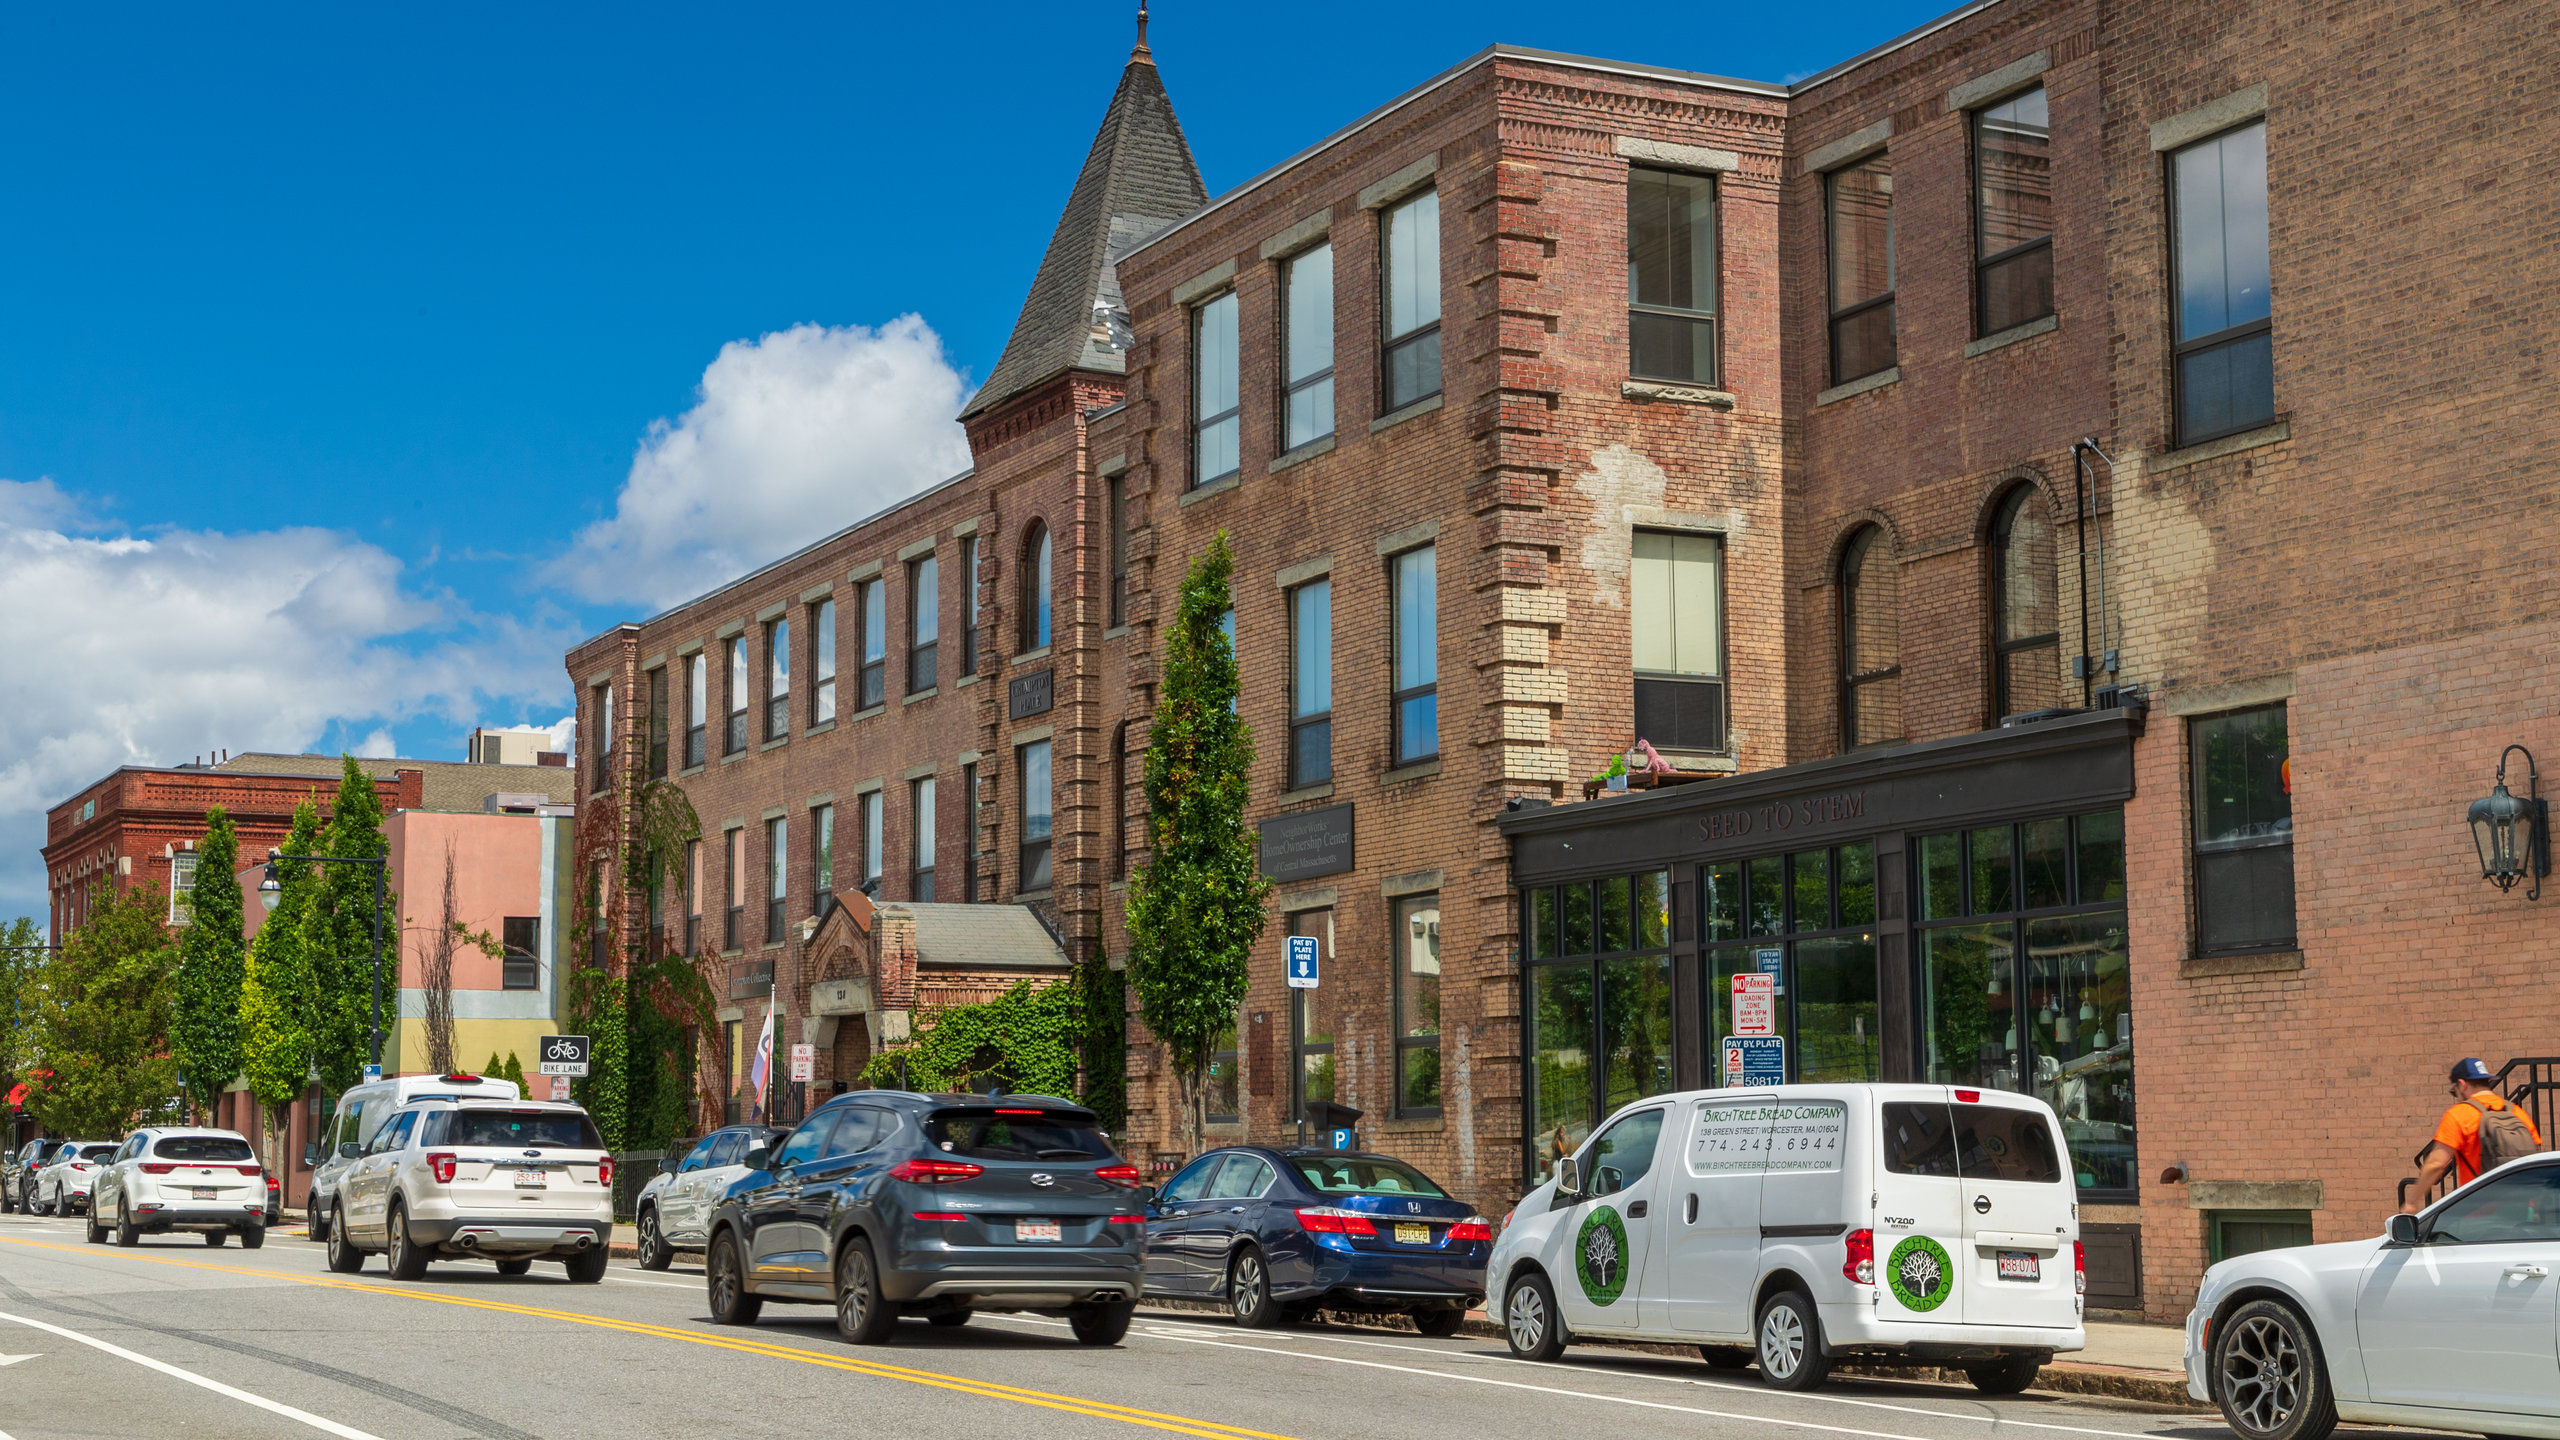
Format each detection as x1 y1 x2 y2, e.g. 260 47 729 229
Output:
899 902 1071 969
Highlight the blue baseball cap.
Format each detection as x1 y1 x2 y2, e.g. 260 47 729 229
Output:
2451 1057 2498 1083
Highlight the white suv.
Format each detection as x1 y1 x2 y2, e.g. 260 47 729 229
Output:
89 1129 267 1247
323 1098 614 1282
31 1142 118 1216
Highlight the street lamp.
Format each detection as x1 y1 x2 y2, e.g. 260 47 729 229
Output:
263 847 391 1068
2467 745 2548 901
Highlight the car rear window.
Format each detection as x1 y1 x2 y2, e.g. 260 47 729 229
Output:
1954 1104 2062 1184
1290 1157 1448 1198
425 1110 604 1150
1882 1103 1959 1176
154 1136 254 1162
926 1109 1111 1161
74 1144 120 1160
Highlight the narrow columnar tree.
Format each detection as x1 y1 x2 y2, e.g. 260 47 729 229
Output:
1125 532 1271 1157
172 807 246 1115
0 915 45 1095
241 800 323 1172
29 882 179 1138
308 757 391 1092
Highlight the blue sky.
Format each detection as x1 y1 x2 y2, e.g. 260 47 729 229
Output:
0 1 1949 922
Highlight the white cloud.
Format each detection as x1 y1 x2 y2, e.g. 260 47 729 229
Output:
546 317 976 610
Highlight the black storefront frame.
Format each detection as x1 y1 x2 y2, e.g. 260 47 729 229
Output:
1501 710 2139 1191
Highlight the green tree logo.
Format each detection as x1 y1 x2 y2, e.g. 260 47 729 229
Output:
1887 1235 1953 1312
1575 1205 1630 1306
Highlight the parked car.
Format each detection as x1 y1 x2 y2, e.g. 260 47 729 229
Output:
2185 1151 2560 1440
1143 1148 1490 1333
30 1142 120 1216
632 1125 781 1270
88 1129 266 1247
2 1139 70 1213
322 1097 612 1282
1488 1083 2084 1393
704 1092 1145 1345
306 1070 521 1241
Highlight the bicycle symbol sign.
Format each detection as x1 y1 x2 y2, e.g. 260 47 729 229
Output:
537 1034 592 1077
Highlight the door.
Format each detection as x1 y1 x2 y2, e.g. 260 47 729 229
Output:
746 1112 835 1291
1874 1099 1967 1324
666 1132 731 1244
1144 1156 1228 1295
801 1108 883 1275
1664 1099 1771 1339
2356 1163 2560 1418
1553 1107 1668 1334
348 1111 417 1236
1198 1154 1276 1295
1952 1100 2076 1329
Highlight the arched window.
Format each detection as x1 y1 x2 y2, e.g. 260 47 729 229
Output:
1019 521 1052 652
1839 525 1902 749
1991 486 2063 716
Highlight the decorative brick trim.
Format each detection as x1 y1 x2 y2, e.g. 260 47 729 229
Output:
1258 208 1333 260
2152 83 2268 153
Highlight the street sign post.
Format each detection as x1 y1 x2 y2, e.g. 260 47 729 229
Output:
1723 1036 1786 1086
789 1043 815 1083
1285 934 1320 989
1731 973 1777 1037
537 1034 592 1077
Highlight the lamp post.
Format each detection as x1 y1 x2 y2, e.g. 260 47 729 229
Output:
2467 745 2548 901
263 848 390 1069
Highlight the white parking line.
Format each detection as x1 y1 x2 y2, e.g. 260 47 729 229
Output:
0 1308 385 1440
604 1274 698 1289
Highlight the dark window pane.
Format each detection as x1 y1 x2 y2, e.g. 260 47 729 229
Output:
1746 856 1785 937
1386 328 1441 410
2021 818 2069 909
1920 923 2015 1088
2196 846 2296 951
2024 912 2134 1191
1919 833 1963 920
1703 861 1742 942
1790 850 1830 932
1630 311 1716 384
1634 677 1725 752
1996 486 2059 645
2178 330 2275 443
1531 964 1597 1174
1954 1104 2064 1184
1969 826 2014 914
1292 719 1332 788
1599 954 1673 1112
1561 882 1594 956
1836 843 1876 927
1979 242 2054 335
1793 935 1879 1084
1628 168 1717 313
2194 707 2292 846
1633 871 1670 950
1529 887 1558 961
1706 946 1750 1043
1830 301 1896 385
1828 157 1894 308
1598 876 1632 953
2076 810 2127 903
2173 122 2270 341
1883 1102 1959 1177
2002 644 2067 715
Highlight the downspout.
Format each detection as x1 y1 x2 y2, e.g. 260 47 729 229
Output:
2073 438 2116 693
2071 444 2093 708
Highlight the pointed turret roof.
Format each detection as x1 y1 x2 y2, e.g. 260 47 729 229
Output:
960 21 1207 421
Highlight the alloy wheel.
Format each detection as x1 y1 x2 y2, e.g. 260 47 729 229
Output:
838 1247 874 1333
2220 1313 2304 1436
637 1210 666 1269
1506 1283 1547 1353
1760 1303 1806 1380
1231 1253 1265 1322
711 1243 740 1315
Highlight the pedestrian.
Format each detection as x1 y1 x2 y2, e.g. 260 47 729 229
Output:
2402 1057 2544 1212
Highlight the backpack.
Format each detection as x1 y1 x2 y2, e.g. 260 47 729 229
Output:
2473 1096 2544 1172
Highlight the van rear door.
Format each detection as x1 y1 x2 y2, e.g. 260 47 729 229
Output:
1952 1099 2076 1329
1874 1098 1967 1324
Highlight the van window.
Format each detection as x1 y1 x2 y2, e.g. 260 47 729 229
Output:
1883 1102 1960 1177
1768 1101 1847 1174
1583 1108 1665 1197
1954 1104 2063 1184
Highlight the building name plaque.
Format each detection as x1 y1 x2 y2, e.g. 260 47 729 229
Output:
1008 668 1055 721
1698 789 1867 844
1259 803 1355 883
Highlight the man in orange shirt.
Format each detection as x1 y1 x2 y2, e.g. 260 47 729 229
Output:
2402 1057 2545 1212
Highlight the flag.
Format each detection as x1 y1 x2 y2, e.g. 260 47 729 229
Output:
748 1007 775 1116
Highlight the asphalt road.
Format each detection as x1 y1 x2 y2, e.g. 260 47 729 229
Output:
0 1208 2423 1440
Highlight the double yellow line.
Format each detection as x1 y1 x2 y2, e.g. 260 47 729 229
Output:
0 1234 1297 1440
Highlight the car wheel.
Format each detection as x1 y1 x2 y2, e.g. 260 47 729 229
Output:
325 1205 365 1273
1411 1308 1466 1339
1755 1289 1830 1392
239 1224 265 1251
2212 1299 2337 1440
1967 1355 2042 1394
1069 1300 1135 1346
115 1200 140 1248
1503 1270 1569 1362
635 1207 672 1271
495 1258 533 1276
2 1180 14 1213
1700 1345 1753 1370
203 1230 227 1247
1228 1248 1283 1329
83 1205 105 1245
707 1231 762 1325
385 1204 429 1281
307 1196 328 1243
565 1248 609 1284
833 1236 897 1345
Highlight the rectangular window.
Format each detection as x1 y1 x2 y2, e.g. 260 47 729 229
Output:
647 667 669 778
723 1018 743 1121
1192 291 1240 487
1289 579 1332 788
1284 242 1335 449
1208 1021 1240 1125
860 790 883 892
684 839 701 953
1525 872 1673 1178
1631 530 1726 753
686 653 707 769
812 805 835 913
1291 909 1335 1122
766 817 787 943
909 555 939 693
168 851 198 925
1974 86 2053 336
857 577 886 711
1018 740 1053 892
1106 479 1126 630
1395 894 1442 1116
725 638 749 755
2171 121 2273 444
2191 704 2294 953
724 827 744 951
960 536 980 677
1381 189 1441 411
592 683 613 790
1627 166 1719 384
1391 546 1437 765
961 761 981 903
812 599 837 725
502 916 540 991
911 776 936 902
765 619 790 742
1827 153 1897 385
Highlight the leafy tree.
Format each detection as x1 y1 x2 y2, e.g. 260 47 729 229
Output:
1080 956 1127 1129
172 808 246 1114
28 882 180 1137
0 915 46 1096
307 757 393 1093
1125 532 1271 1156
241 800 324 1166
861 979 1082 1098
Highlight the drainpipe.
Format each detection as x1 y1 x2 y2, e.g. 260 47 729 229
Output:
2071 445 2093 708
2072 438 2118 696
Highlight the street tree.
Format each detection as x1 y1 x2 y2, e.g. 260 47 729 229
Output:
0 915 45 1096
308 757 392 1093
172 807 247 1115
1125 532 1271 1157
241 800 323 1170
29 882 180 1137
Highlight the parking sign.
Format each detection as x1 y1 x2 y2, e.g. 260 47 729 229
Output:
1285 934 1320 989
1731 973 1777 1037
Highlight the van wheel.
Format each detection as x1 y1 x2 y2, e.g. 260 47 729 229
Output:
1700 1345 1753 1370
1228 1249 1283 1329
1755 1289 1830 1391
707 1232 761 1325
2211 1299 2337 1440
325 1205 365 1273
1503 1270 1569 1362
1968 1355 2042 1394
1411 1308 1465 1339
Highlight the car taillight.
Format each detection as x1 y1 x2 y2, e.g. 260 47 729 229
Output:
2074 1241 2086 1296
888 1158 985 1184
1844 1228 1875 1286
426 1152 458 1184
913 1211 967 1222
1448 1218 1495 1243
139 1163 176 1175
1105 1213 1146 1226
71 1162 91 1170
598 1156 615 1186
1294 1206 1377 1236
266 1176 279 1193
1954 1089 1981 1103
236 1165 261 1177
1094 1163 1142 1188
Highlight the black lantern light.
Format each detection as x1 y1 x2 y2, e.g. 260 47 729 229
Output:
2467 745 2548 900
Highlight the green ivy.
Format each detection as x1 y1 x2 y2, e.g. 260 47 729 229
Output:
1078 958 1126 1128
565 964 628 1149
863 979 1082 1099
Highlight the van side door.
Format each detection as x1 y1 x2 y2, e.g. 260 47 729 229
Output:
1662 1099 1773 1339
1551 1106 1667 1335
1874 1098 1967 1323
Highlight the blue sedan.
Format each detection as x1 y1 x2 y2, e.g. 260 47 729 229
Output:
1141 1148 1491 1333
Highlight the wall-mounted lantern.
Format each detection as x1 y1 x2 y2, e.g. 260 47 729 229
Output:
2468 745 2548 900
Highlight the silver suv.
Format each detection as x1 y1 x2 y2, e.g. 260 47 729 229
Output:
322 1098 614 1282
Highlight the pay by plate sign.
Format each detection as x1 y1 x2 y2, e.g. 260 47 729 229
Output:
1285 934 1320 989
1723 1036 1786 1087
1730 973 1777 1037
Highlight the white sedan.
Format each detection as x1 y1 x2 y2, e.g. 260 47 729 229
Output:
2186 1152 2560 1440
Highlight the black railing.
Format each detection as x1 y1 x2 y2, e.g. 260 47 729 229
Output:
2400 1055 2560 1208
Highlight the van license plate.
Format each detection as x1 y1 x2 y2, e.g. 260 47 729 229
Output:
1016 1221 1061 1243
514 1170 546 1189
1996 1251 2040 1282
1395 1223 1431 1245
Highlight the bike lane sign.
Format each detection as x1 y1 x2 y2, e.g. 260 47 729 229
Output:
537 1034 592 1077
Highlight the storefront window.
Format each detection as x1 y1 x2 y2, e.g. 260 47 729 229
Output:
1523 870 1671 1180
1702 841 1880 1086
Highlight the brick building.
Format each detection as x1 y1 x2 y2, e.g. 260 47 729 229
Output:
573 0 2560 1320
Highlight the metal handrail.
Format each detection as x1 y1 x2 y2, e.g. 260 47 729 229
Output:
2396 1056 2560 1208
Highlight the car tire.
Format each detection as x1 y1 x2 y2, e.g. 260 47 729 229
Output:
2211 1299 2337 1440
635 1207 672 1271
1411 1308 1466 1338
2 1180 14 1214
204 1230 227 1247
239 1224 265 1251
1967 1355 2042 1394
1700 1345 1754 1370
115 1200 140 1248
707 1231 761 1326
495 1258 533 1276
83 1205 105 1244
1228 1248 1284 1329
1755 1289 1830 1392
325 1205 365 1274
1069 1300 1135 1346
308 1196 328 1243
385 1203 429 1281
565 1248 609 1284
1503 1269 1569 1362
833 1236 897 1345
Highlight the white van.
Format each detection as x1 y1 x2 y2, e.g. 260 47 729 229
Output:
304 1071 520 1240
1488 1083 2084 1393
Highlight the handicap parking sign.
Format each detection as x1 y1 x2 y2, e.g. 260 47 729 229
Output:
1286 934 1320 989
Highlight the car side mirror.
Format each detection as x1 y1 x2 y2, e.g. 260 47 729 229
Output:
660 1157 682 1175
337 1142 360 1160
1137 1185 1157 1208
743 1146 772 1171
2386 1212 2423 1246
1555 1156 1582 1196
303 1144 320 1167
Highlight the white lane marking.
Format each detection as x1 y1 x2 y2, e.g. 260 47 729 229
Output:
604 1275 699 1290
0 1354 35 1366
0 1308 386 1440
1133 1317 2168 1440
